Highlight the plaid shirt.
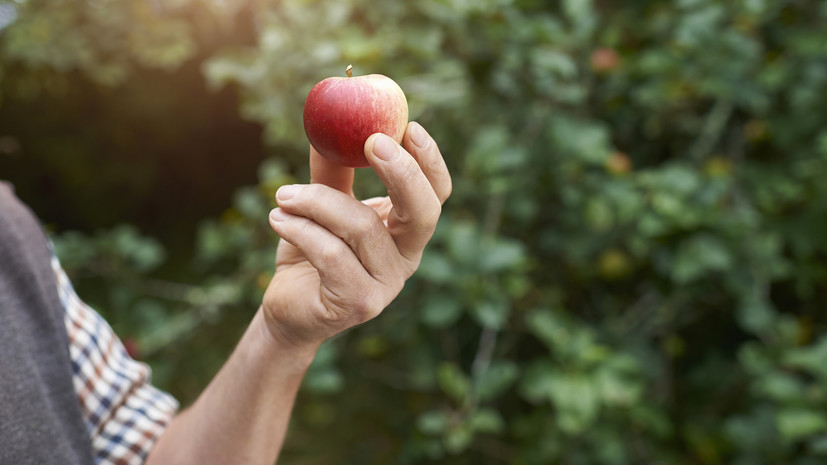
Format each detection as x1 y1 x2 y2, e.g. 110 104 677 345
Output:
52 254 179 464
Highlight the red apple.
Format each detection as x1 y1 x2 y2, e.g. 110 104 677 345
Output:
303 65 409 167
591 48 620 73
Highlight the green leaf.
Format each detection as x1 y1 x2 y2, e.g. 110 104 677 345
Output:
417 251 456 282
548 116 611 165
630 405 674 439
438 363 472 405
724 408 776 450
777 409 827 441
596 364 642 406
549 372 601 434
234 186 267 218
479 238 525 273
447 221 481 267
468 408 505 434
519 360 555 404
531 47 577 78
736 297 778 334
311 341 339 367
525 309 566 351
443 425 473 455
586 197 615 231
755 372 805 402
563 0 597 36
470 298 510 329
303 369 344 394
671 234 734 283
808 435 827 455
784 337 827 381
475 361 520 402
421 292 463 328
417 410 449 435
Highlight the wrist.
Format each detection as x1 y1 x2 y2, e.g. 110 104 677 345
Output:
251 308 320 372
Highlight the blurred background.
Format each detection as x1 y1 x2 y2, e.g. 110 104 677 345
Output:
3 0 827 463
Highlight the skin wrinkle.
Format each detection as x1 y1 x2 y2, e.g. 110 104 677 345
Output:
344 211 395 284
319 281 357 325
278 217 367 290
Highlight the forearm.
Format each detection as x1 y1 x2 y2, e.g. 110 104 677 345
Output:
146 309 318 465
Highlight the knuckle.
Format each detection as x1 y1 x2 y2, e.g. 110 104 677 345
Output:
300 185 325 212
319 242 345 267
304 183 325 198
353 209 378 234
408 250 424 268
398 193 440 225
352 297 371 321
422 195 442 228
345 208 383 247
297 218 319 240
353 292 385 323
442 175 453 201
391 272 409 293
427 153 443 176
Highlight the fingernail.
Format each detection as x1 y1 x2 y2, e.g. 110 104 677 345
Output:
277 185 299 201
371 134 399 161
410 122 429 149
270 208 289 222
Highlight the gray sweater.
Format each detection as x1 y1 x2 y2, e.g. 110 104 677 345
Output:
0 182 94 464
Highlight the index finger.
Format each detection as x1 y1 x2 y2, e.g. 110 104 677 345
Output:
402 122 452 205
365 133 442 264
309 145 354 196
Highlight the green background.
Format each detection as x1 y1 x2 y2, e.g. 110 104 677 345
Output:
3 0 827 463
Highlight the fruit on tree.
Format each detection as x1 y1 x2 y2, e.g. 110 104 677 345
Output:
591 48 620 72
606 152 632 175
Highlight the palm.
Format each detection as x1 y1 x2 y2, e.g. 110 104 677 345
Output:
263 240 327 344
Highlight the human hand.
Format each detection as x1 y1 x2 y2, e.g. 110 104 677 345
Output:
260 122 452 351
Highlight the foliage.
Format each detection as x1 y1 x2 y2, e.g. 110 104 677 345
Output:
5 0 827 463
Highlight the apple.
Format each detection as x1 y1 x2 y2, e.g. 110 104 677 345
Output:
606 152 632 175
590 48 620 73
303 65 409 167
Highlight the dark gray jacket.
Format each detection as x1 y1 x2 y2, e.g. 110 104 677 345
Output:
0 182 94 465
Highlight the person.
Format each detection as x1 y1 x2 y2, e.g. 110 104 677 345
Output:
0 124 452 465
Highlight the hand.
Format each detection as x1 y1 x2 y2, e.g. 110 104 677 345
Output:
261 122 452 350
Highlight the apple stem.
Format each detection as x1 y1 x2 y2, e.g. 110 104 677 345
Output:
346 64 353 78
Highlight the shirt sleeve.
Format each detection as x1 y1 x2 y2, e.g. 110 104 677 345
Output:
51 253 179 465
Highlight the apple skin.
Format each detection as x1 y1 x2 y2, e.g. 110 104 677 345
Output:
303 73 408 168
